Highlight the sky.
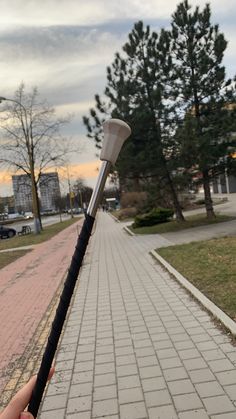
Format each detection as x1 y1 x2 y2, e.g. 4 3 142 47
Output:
0 0 235 196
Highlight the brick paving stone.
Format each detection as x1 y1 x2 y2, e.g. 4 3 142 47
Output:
38 213 236 418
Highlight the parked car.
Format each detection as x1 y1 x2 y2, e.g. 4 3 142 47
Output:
24 211 33 219
0 225 17 239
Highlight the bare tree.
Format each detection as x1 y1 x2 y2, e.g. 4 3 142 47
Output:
0 83 72 233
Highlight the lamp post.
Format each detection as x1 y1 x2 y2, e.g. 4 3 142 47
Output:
0 96 41 233
66 166 74 218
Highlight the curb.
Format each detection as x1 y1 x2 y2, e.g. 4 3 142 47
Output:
123 226 135 236
150 249 236 336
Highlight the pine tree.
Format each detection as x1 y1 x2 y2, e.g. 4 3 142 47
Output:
170 0 236 217
83 22 185 220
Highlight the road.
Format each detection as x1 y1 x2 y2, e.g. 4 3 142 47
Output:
9 213 74 233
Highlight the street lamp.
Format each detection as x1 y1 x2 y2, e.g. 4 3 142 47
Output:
0 96 41 233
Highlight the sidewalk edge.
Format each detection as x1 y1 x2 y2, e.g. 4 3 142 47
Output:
150 249 236 337
123 226 135 236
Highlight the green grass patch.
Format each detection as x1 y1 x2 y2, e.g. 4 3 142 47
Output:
0 218 80 251
157 237 236 320
128 214 235 235
0 250 31 270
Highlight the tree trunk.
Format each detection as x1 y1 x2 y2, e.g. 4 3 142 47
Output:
166 170 185 222
202 169 215 218
160 153 185 222
133 176 140 192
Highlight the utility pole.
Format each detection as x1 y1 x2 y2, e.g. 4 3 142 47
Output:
66 166 74 218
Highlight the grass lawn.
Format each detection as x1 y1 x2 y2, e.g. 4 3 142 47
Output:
157 237 236 320
129 214 235 235
0 217 80 251
0 250 31 270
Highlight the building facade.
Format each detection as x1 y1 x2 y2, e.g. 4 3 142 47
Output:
12 174 32 212
39 172 61 212
12 172 61 213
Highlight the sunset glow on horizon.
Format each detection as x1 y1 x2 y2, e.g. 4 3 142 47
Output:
0 160 101 196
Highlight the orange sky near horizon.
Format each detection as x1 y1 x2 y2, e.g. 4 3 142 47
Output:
0 160 101 196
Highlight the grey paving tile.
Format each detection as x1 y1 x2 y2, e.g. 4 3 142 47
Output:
142 376 166 392
202 394 235 415
93 384 117 401
163 367 188 382
118 375 141 390
148 404 178 419
120 401 147 419
173 392 203 411
159 357 183 370
211 414 236 419
189 369 216 384
139 365 162 379
216 370 236 386
208 358 235 373
67 395 92 414
167 379 195 395
183 357 208 371
92 398 118 417
94 372 116 387
71 370 93 384
41 394 67 411
46 381 70 396
119 387 144 404
224 384 236 401
144 389 172 407
178 410 209 418
39 409 65 419
196 381 224 398
69 382 93 398
74 360 94 372
95 362 115 374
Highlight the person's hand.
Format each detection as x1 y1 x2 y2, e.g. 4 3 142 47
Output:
0 367 55 419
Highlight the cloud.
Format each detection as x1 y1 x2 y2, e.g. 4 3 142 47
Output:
0 0 235 28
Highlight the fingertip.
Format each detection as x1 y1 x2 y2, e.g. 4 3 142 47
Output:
20 412 34 418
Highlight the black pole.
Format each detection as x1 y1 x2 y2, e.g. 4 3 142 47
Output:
28 214 95 417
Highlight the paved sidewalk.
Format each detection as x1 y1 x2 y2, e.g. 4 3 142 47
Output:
39 213 236 419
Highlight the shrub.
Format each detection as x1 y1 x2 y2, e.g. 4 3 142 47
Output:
120 192 147 211
194 199 205 205
133 207 174 228
115 207 138 220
